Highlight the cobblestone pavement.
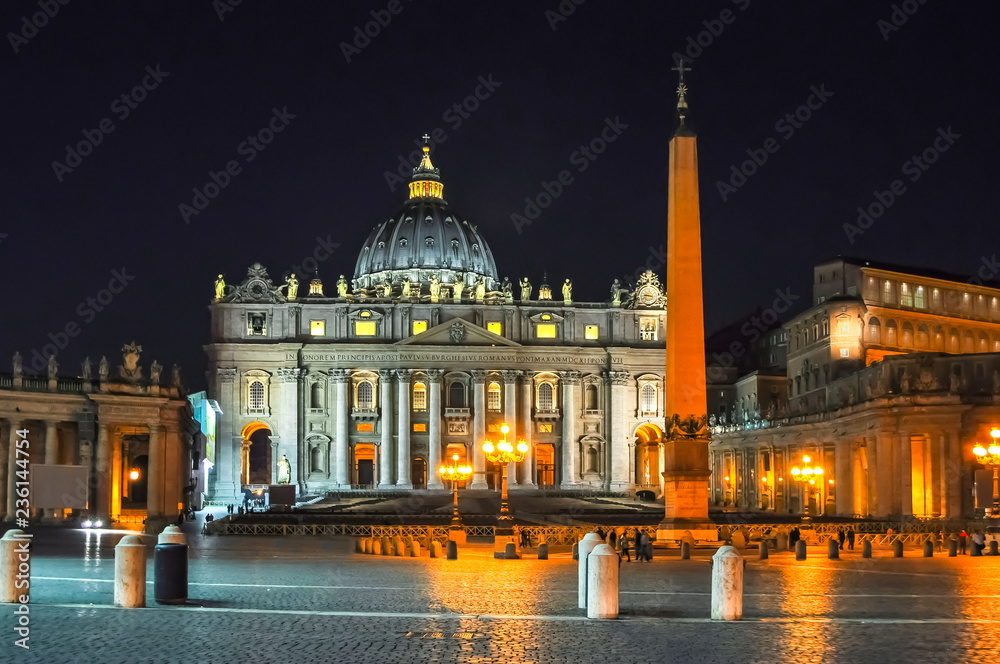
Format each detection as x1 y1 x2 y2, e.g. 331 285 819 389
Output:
4 527 1000 663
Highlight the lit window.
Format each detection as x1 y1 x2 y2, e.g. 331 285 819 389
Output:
354 321 376 336
882 281 894 304
357 381 374 410
640 317 657 341
487 321 503 335
915 286 925 309
413 423 427 432
900 284 913 307
538 423 553 433
585 325 599 340
541 314 551 321
640 384 656 413
412 382 427 411
248 313 266 336
249 380 265 412
487 382 501 410
412 320 428 335
357 423 374 432
536 324 557 338
310 320 325 336
538 383 554 410
840 348 850 358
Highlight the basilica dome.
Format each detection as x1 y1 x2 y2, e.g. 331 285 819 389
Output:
353 144 499 292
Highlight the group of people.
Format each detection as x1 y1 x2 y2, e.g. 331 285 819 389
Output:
594 527 654 563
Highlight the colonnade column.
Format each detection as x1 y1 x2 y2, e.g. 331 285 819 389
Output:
519 373 534 486
44 420 59 518
396 369 412 488
213 368 239 501
147 426 164 522
3 421 20 520
606 371 630 490
378 370 395 488
427 370 444 490
898 432 912 517
560 370 580 488
835 440 853 517
501 370 521 488
95 424 111 522
470 370 488 489
331 370 350 487
275 368 302 489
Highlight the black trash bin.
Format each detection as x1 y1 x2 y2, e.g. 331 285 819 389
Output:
154 543 188 605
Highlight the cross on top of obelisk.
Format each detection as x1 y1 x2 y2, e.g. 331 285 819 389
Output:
671 57 690 114
671 57 691 86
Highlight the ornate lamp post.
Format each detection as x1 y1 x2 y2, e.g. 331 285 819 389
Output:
438 453 472 535
483 424 529 549
973 427 1000 517
790 455 824 523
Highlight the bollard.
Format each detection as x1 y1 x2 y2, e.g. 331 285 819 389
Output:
572 542 579 560
504 542 518 560
537 542 549 560
394 537 406 557
923 540 934 557
862 539 872 558
711 544 743 621
758 541 768 561
776 531 789 551
1 530 29 604
827 538 840 560
158 525 186 545
114 535 147 608
446 540 458 560
948 538 957 557
355 538 363 553
990 541 999 556
578 533 605 609
410 541 421 557
893 539 903 558
381 537 391 556
373 539 383 555
153 542 188 605
587 544 619 619
681 541 691 560
795 539 806 561
430 541 442 558
971 540 982 556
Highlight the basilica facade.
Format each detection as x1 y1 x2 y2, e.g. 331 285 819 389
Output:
207 144 673 501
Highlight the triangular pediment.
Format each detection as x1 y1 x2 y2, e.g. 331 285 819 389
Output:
396 318 521 347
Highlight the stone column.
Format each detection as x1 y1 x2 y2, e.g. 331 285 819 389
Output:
427 370 444 490
898 432 912 518
606 371 630 490
378 370 395 488
147 426 164 522
95 424 111 522
470 370 489 489
276 367 302 490
331 370 350 487
502 370 522 488
835 440 853 517
874 432 894 518
396 369 412 488
519 373 534 486
44 421 59 518
560 371 580 488
212 368 239 501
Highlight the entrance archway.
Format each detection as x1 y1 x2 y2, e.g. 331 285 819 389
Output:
354 443 375 487
240 422 272 486
535 444 555 488
411 458 427 489
633 424 663 487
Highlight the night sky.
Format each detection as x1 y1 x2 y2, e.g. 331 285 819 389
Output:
2 1 997 390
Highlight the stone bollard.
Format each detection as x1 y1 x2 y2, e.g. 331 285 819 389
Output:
990 541 999 556
777 531 789 551
572 542 579 560
373 539 383 555
158 525 186 545
711 544 743 621
394 537 406 557
971 540 982 557
681 541 691 560
948 538 957 557
381 537 391 556
587 544 619 619
758 541 768 560
828 538 840 560
923 540 934 557
430 541 442 558
446 540 458 560
1 530 30 604
410 541 421 557
355 538 364 553
504 542 518 560
893 539 903 558
578 533 605 610
795 540 806 561
862 540 872 558
537 543 549 560
114 535 147 608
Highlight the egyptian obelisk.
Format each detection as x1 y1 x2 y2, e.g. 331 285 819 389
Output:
657 60 716 542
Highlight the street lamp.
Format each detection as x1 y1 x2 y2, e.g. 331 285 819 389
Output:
438 453 472 533
790 455 824 522
482 424 529 545
972 428 1000 517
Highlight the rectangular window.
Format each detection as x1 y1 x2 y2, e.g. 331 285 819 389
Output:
900 284 913 307
585 324 599 340
640 317 657 341
248 313 267 336
840 348 850 357
537 423 553 433
354 321 377 336
412 320 428 335
356 423 374 432
487 321 503 336
413 423 427 432
310 320 326 336
536 324 557 338
914 287 925 309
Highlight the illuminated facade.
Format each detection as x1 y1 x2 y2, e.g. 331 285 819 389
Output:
711 258 1000 519
206 144 672 501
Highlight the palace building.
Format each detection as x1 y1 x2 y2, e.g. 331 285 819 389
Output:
206 143 676 502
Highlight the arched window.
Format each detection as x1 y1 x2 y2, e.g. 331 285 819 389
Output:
357 381 374 410
310 382 323 409
978 332 989 353
538 383 554 410
249 380 265 412
886 320 898 346
963 331 975 353
449 381 466 408
412 382 427 411
487 382 501 411
640 384 657 413
902 322 914 347
585 384 598 410
916 325 930 349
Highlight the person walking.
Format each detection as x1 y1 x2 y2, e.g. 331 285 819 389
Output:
959 529 968 555
972 529 986 555
846 528 856 550
789 527 801 550
608 529 618 550
837 528 846 550
620 532 632 562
